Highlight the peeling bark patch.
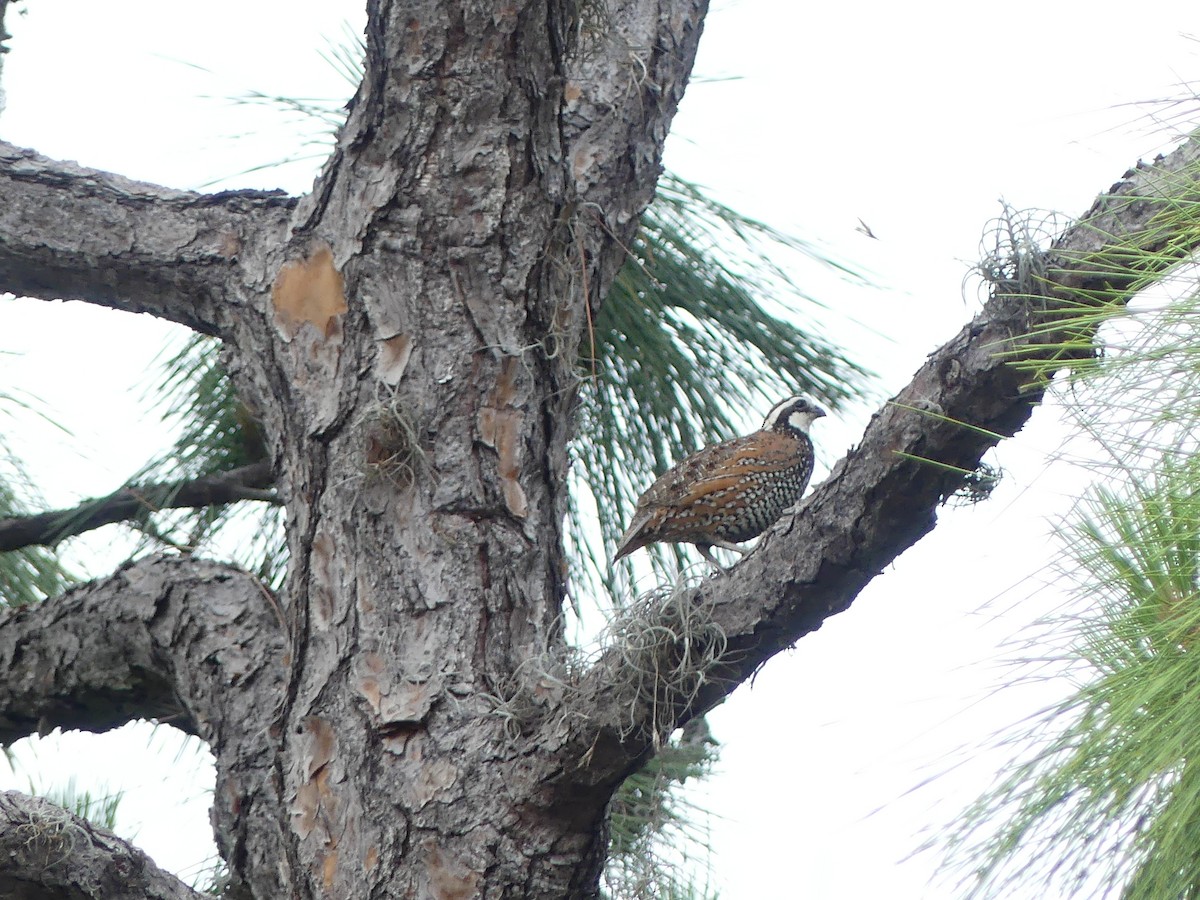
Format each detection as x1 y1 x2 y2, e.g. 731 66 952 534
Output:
310 532 337 627
381 679 436 725
404 739 458 809
271 243 348 340
322 847 339 890
219 230 241 257
422 839 480 900
377 333 414 384
292 776 320 840
359 676 383 715
292 766 338 843
302 716 336 780
477 357 528 519
411 759 457 807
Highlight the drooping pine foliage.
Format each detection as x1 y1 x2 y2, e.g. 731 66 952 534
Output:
949 190 1200 898
0 473 71 606
136 338 285 588
604 726 720 900
954 455 1200 898
0 380 72 606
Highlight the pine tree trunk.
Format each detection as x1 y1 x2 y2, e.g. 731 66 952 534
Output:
0 1 711 896
216 3 708 895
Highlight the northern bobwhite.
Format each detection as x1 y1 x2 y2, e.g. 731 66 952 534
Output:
613 396 825 568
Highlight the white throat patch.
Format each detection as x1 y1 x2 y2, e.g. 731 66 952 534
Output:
787 410 818 433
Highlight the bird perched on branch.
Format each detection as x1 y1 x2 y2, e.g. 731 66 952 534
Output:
613 396 826 568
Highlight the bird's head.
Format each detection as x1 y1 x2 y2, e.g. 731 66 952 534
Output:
762 396 827 436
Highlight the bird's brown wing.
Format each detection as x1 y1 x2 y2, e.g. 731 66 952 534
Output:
640 432 800 509
614 432 800 558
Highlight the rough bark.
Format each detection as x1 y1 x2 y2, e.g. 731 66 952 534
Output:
0 791 204 900
0 555 282 739
2 2 1198 899
0 143 295 337
0 556 289 897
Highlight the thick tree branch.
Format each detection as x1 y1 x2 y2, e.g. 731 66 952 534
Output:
0 791 204 900
559 0 709 277
0 556 289 898
0 555 284 745
0 461 277 552
559 135 1200 787
0 141 295 336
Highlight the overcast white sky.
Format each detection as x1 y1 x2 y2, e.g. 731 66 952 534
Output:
2 1 1198 896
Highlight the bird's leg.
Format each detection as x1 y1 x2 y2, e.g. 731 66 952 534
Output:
696 544 726 571
696 541 746 572
708 539 748 555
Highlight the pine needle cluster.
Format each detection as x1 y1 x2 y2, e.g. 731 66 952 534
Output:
950 183 1200 898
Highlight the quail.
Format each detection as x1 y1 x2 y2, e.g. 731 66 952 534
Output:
613 396 825 568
